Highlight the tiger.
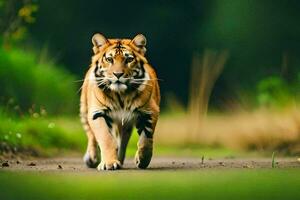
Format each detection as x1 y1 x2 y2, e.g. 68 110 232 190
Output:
80 33 160 170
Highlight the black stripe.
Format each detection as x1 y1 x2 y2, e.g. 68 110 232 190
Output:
94 66 104 78
94 65 108 90
94 65 98 74
114 41 123 55
116 93 124 108
127 60 145 92
135 110 153 138
135 59 145 78
92 110 113 129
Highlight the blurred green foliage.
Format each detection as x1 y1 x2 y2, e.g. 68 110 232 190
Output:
0 47 78 115
256 76 294 107
203 0 300 110
0 0 78 115
0 0 82 156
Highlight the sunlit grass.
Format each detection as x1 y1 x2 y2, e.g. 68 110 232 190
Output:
156 107 300 155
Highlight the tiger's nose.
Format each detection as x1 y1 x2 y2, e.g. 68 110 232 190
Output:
113 72 124 79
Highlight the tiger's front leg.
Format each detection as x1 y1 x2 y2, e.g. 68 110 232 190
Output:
88 111 121 170
135 111 158 169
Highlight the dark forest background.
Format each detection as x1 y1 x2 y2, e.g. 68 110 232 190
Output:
27 0 300 109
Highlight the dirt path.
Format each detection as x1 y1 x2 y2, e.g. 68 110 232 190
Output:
1 157 300 172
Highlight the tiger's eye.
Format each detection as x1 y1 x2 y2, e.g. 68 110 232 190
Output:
126 57 134 63
106 57 113 63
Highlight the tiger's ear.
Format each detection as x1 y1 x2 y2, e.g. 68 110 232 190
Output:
92 33 107 54
131 34 147 54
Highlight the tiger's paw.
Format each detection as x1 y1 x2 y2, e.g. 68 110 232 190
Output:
97 160 121 171
83 152 99 168
135 147 153 169
135 137 153 169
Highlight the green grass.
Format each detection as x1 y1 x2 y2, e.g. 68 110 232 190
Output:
0 114 86 156
0 169 300 200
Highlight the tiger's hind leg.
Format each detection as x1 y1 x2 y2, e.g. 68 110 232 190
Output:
118 125 133 165
135 111 158 169
83 127 99 168
135 132 153 169
80 88 99 168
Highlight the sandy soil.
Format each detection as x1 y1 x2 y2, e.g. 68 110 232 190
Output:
1 157 300 172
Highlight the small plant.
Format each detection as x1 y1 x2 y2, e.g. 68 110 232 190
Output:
272 151 276 168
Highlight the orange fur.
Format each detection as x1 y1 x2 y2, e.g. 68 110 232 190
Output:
80 34 160 170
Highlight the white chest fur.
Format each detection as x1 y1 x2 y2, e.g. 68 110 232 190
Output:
108 109 137 125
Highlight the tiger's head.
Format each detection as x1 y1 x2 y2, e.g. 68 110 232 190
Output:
91 33 149 93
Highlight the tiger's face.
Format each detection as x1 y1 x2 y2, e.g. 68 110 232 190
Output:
92 34 148 93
